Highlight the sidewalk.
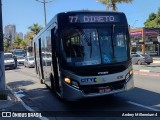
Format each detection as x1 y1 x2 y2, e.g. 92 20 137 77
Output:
0 88 28 111
153 56 160 63
133 62 160 76
0 85 49 120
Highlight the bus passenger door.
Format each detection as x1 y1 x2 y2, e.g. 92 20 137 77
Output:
34 42 38 74
51 28 60 92
39 38 44 80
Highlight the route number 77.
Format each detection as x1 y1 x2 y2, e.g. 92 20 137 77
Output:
69 16 78 23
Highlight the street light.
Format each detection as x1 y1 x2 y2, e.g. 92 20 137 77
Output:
35 0 53 26
132 20 138 28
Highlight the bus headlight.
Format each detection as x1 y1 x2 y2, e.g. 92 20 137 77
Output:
64 77 79 89
129 69 133 75
64 77 71 84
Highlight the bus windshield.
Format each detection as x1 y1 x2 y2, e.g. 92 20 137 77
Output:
61 26 129 66
14 51 25 57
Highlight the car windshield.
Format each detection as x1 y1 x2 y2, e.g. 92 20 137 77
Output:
14 51 25 57
18 56 24 59
4 54 13 60
61 26 129 66
29 57 34 60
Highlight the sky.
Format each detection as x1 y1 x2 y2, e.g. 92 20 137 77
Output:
2 0 160 35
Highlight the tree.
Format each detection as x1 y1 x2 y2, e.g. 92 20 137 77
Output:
27 23 42 46
149 13 156 21
20 41 28 50
3 39 10 52
28 23 43 35
97 0 133 11
13 36 23 48
156 8 160 25
24 32 35 47
144 8 160 28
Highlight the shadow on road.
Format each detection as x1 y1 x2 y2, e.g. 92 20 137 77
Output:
7 80 35 88
5 66 21 71
5 76 160 119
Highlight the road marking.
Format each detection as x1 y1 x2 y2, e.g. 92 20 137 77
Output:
7 85 49 120
127 101 160 111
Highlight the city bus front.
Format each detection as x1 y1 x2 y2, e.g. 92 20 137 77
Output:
58 12 134 100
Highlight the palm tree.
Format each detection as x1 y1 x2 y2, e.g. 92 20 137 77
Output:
28 23 43 35
97 0 133 11
20 41 28 50
28 23 42 46
25 32 35 46
13 36 23 49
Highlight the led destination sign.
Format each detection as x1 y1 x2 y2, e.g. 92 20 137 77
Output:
69 15 120 23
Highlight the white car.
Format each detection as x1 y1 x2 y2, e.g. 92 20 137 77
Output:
4 53 17 69
17 56 25 65
24 56 35 68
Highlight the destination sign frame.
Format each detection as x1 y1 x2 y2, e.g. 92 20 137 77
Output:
68 14 120 23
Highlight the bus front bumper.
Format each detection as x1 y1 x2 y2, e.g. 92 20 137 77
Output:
61 76 134 101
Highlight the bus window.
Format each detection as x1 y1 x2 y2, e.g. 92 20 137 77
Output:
61 28 101 66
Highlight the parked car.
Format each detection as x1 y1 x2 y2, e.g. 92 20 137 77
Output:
17 56 25 65
24 56 35 68
4 53 17 69
131 53 153 65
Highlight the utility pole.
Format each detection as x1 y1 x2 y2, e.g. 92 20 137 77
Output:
36 0 53 26
132 20 138 28
0 0 6 90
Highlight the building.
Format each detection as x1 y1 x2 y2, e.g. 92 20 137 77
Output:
16 32 23 39
4 24 16 43
130 28 160 56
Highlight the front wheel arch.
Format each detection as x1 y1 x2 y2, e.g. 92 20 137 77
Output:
137 60 142 65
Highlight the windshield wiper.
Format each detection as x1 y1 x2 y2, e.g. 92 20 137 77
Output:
89 33 92 58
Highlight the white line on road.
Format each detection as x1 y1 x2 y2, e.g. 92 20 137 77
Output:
127 101 160 111
7 85 49 120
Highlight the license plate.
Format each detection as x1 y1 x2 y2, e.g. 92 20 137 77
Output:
99 87 111 93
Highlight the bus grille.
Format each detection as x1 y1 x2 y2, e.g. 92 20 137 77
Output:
80 80 126 94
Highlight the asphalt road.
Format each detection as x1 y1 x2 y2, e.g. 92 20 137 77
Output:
4 65 160 120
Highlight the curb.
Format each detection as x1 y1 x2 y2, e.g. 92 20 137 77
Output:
6 85 49 120
153 61 160 63
139 70 150 72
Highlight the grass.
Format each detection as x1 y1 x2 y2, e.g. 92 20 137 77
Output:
0 90 7 100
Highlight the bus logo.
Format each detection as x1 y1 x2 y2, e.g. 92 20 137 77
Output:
81 78 101 83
